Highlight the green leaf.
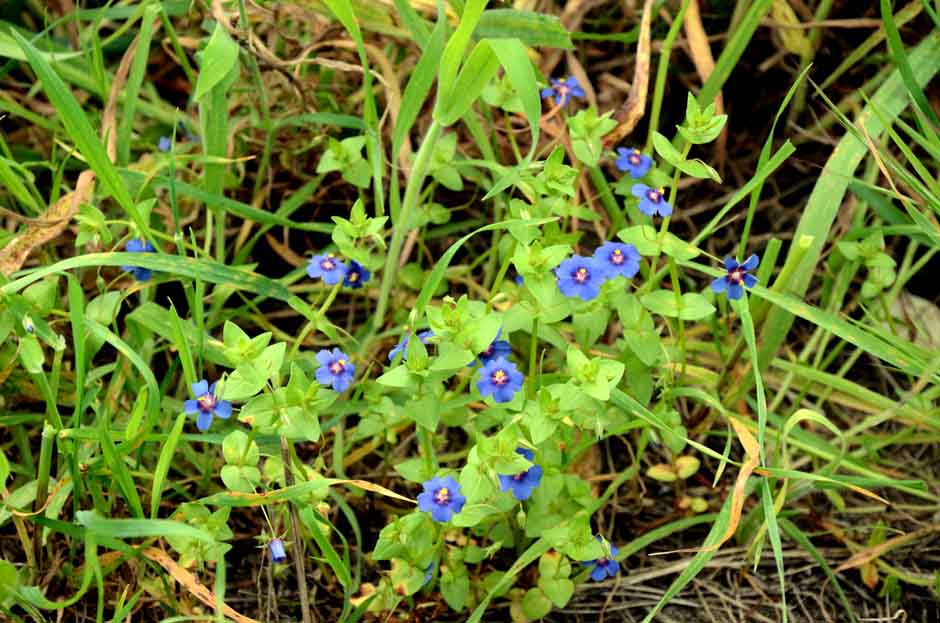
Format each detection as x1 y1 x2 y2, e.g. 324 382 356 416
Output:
641 291 715 320
522 587 553 619
220 465 261 493
222 361 268 401
151 413 186 518
221 430 259 466
538 577 574 608
436 40 501 126
440 566 470 611
394 457 431 484
376 364 414 388
475 10 573 49
193 24 239 102
676 158 721 182
616 225 660 255
651 131 682 166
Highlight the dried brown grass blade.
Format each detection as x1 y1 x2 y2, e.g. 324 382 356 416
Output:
836 525 940 572
659 416 759 555
0 170 94 276
605 0 654 146
142 548 260 623
0 20 152 276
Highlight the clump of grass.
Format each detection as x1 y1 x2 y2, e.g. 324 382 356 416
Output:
1 2 939 622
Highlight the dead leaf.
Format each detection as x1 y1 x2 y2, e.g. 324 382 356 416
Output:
142 548 260 623
836 525 940 572
605 0 654 146
0 170 94 276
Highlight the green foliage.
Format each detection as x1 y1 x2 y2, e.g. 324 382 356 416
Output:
2 4 938 623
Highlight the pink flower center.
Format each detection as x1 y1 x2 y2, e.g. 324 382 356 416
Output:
321 258 335 271
646 188 662 203
513 470 528 482
610 249 624 265
729 268 745 285
434 487 450 505
574 267 590 283
597 557 609 566
557 84 570 96
329 359 347 375
197 393 217 412
628 152 641 165
491 369 509 385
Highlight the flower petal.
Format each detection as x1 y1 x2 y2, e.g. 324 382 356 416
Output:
727 283 744 300
214 400 232 419
710 276 728 293
723 256 738 271
184 399 200 414
742 254 760 270
417 491 434 512
192 380 209 397
590 564 608 581
743 273 758 288
196 411 213 431
430 504 452 523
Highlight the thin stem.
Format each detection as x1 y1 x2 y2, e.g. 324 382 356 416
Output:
280 436 312 623
373 120 442 331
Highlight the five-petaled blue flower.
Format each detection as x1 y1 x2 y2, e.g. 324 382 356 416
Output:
498 448 543 501
615 147 653 178
315 348 355 392
473 329 512 367
477 357 524 403
555 255 607 301
388 330 434 362
631 184 673 218
268 538 287 564
307 253 348 285
417 476 466 522
582 538 620 581
540 75 585 107
343 260 371 289
122 238 156 281
711 254 759 300
184 379 232 431
593 242 640 279
157 136 172 152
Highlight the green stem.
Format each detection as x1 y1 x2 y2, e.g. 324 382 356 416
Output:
528 316 540 398
418 427 437 475
373 120 442 331
589 166 626 231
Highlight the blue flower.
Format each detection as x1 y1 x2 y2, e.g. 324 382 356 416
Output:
593 242 640 279
615 147 653 178
555 255 607 301
476 357 524 403
315 348 355 392
631 184 672 218
306 253 348 285
268 538 287 564
417 476 466 522
540 75 585 107
343 260 371 289
581 539 620 581
498 448 543 501
388 330 434 362
711 254 759 300
122 238 156 281
157 136 172 152
472 329 512 367
184 379 232 431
